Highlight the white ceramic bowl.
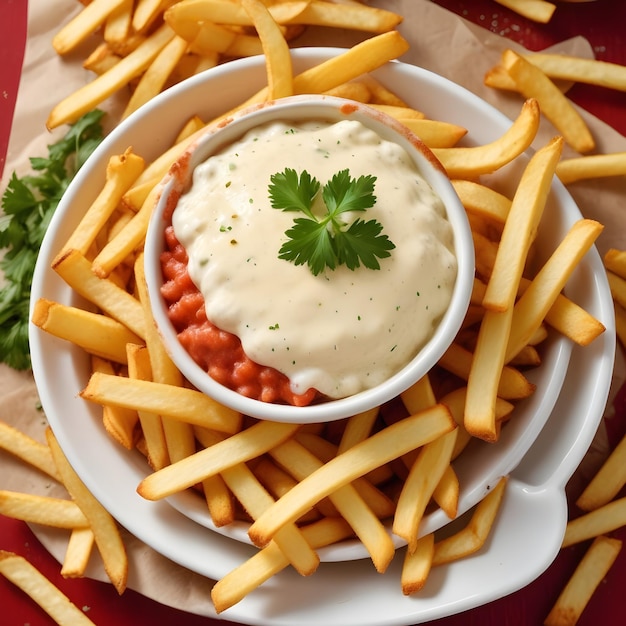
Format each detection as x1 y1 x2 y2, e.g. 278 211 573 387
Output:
144 94 474 423
29 49 613 625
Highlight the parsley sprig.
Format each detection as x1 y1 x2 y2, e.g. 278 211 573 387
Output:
0 110 105 370
268 167 395 276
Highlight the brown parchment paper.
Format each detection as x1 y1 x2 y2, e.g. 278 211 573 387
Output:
1 0 625 617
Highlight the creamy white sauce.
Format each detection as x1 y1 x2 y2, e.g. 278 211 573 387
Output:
172 119 457 399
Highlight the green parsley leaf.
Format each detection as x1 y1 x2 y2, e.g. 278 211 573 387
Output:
268 167 395 276
0 109 105 370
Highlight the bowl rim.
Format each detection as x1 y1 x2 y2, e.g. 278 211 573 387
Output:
144 93 475 423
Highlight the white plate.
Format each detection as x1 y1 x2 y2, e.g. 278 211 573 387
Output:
30 49 615 624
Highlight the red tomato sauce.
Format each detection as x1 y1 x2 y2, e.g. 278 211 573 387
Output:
160 226 319 407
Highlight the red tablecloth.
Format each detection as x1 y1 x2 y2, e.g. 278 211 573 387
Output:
2 1 626 625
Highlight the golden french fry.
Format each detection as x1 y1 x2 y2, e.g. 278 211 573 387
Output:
133 0 173 34
268 437 396 573
484 63 518 91
577 432 626 511
137 421 300 500
46 428 128 594
542 288 606 347
493 0 556 23
91 183 160 278
0 551 97 625
563 497 626 548
557 152 626 184
500 49 595 153
0 490 89 528
525 52 626 92
607 270 626 310
58 148 146 257
53 0 128 54
61 527 95 578
211 517 354 614
83 43 123 76
432 98 540 178
433 476 508 566
464 307 514 442
52 249 146 340
48 23 176 129
194 426 319 576
604 248 626 279
401 118 467 149
125 343 169 471
80 371 242 435
241 0 293 100
401 533 434 595
133 252 196 466
104 0 133 44
483 136 563 312
92 356 138 450
505 219 604 362
123 35 190 119
291 31 410 97
451 179 511 228
438 342 536 401
0 421 59 481
248 406 455 549
32 298 142 364
545 536 622 626
393 429 458 551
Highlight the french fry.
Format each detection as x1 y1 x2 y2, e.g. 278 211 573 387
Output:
483 137 563 312
32 298 142 364
211 517 354 614
0 551 97 626
615 302 626 348
241 0 293 100
493 0 556 23
432 476 508 566
125 343 169 471
432 98 540 178
80 371 242 435
92 356 138 450
137 421 301 500
48 23 177 129
576 431 626 512
393 429 458 551
401 118 467 149
248 406 455 549
0 491 89 529
267 437 396 573
46 428 128 594
545 536 622 626
401 533 434 595
57 148 146 257
52 0 128 55
604 248 626 279
562 497 626 548
438 342 536 401
133 0 176 34
194 427 319 576
52 249 146 340
505 219 604 362
499 49 595 153
607 270 626 310
123 35 190 119
451 179 511 228
61 527 95 579
557 152 626 185
0 421 59 481
525 52 626 92
104 0 133 45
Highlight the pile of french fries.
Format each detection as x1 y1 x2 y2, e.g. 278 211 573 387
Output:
3 0 626 624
